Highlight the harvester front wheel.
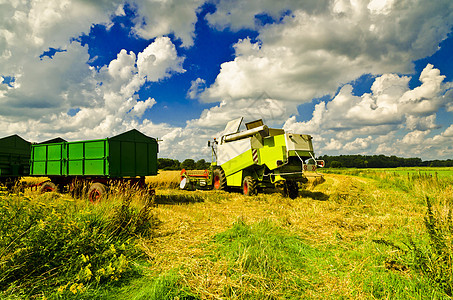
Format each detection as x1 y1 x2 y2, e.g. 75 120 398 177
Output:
213 168 227 191
242 176 257 196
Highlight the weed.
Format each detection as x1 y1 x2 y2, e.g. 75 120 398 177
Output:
408 197 453 296
0 193 160 298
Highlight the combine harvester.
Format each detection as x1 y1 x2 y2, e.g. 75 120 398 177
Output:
180 117 324 198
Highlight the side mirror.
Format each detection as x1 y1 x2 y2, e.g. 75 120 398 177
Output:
316 160 325 168
207 141 211 147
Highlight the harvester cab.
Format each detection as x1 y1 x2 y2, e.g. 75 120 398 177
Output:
180 117 324 198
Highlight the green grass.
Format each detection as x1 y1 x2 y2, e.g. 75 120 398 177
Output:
212 219 321 298
205 219 446 299
115 271 198 300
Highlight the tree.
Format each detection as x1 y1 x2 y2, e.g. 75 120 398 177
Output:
181 159 196 170
330 161 343 168
195 159 210 170
157 158 180 170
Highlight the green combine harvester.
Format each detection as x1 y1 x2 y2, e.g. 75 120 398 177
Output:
180 117 324 198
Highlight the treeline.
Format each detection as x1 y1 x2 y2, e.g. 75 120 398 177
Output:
158 158 211 170
318 154 453 168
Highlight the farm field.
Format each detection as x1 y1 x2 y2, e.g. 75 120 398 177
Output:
1 168 452 299
322 166 453 178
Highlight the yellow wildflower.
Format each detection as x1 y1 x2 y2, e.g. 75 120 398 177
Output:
69 283 78 294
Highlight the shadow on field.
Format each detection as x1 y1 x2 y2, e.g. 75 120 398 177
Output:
299 190 329 201
155 194 204 205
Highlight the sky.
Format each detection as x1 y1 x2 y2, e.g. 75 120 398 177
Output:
0 0 452 161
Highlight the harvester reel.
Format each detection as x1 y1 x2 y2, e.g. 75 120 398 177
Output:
213 167 227 191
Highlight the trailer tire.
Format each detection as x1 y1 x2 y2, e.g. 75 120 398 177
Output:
40 181 58 193
88 182 108 203
242 176 257 196
213 168 227 191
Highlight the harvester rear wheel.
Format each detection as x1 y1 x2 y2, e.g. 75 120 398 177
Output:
88 182 108 203
242 176 257 196
213 168 227 191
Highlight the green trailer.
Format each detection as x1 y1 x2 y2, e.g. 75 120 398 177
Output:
0 134 31 188
180 118 324 198
31 129 158 201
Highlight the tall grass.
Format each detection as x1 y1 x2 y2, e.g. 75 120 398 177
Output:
411 197 453 296
323 168 452 202
381 197 453 297
0 190 159 298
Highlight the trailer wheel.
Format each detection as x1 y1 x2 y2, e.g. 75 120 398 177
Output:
286 180 299 199
40 181 58 193
213 168 227 191
242 176 257 196
88 182 108 203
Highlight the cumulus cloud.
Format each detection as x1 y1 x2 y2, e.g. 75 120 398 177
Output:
0 0 452 161
131 0 205 47
0 0 122 73
187 78 206 99
200 0 453 104
442 125 453 138
137 36 185 81
283 64 452 159
0 36 185 142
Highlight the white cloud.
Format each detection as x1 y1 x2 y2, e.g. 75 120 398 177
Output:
0 0 196 157
324 138 343 151
282 65 452 159
0 0 452 161
132 0 205 47
0 0 123 73
187 78 206 99
442 125 453 138
400 130 429 145
137 36 185 81
201 0 453 104
343 136 373 151
405 115 439 131
0 36 185 142
182 0 453 160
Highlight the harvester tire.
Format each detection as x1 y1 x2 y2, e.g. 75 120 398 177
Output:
242 176 257 196
88 182 108 203
286 180 299 199
40 181 59 193
213 168 227 191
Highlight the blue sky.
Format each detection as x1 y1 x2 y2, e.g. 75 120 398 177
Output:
0 0 452 160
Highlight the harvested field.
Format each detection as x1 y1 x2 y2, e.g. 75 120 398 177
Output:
1 169 452 299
